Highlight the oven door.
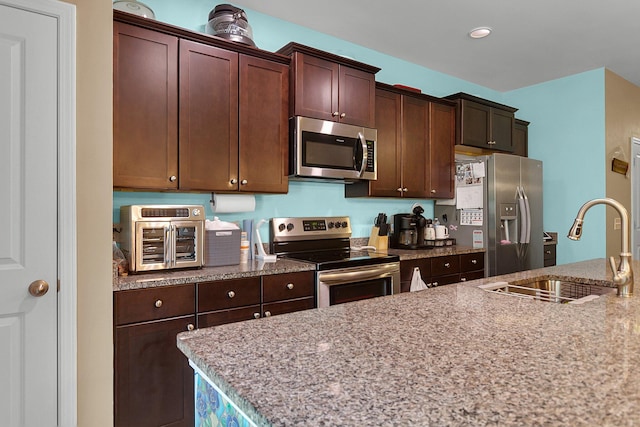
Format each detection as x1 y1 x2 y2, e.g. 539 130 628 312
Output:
317 262 400 308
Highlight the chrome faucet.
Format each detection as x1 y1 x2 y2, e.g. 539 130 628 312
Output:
567 198 633 297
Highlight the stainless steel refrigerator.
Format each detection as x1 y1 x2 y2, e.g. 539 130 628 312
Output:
435 153 543 277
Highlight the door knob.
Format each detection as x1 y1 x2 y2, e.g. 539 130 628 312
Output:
29 280 49 297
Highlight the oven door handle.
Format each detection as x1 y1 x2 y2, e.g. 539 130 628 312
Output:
318 263 398 286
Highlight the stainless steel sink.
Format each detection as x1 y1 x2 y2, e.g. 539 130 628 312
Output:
479 277 616 304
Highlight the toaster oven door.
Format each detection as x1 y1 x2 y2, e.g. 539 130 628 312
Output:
133 220 203 271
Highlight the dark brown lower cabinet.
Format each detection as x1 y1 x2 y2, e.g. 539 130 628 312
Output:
115 315 195 427
400 252 485 291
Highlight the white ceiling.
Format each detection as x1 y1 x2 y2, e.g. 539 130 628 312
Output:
232 0 640 92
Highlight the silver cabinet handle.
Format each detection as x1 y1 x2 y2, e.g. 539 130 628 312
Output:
460 277 467 282
227 290 235 298
340 112 346 118
187 323 195 331
169 175 177 182
433 281 439 286
286 283 294 290
397 188 403 192
241 179 248 185
154 299 163 308
431 189 436 193
471 259 477 264
332 111 340 117
403 188 408 192
545 250 551 255
254 313 260 319
264 311 272 317
230 178 237 184
444 263 450 268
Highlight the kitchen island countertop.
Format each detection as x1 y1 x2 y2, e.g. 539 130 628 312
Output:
177 258 640 426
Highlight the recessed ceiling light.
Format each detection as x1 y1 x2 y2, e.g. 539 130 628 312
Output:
469 27 492 39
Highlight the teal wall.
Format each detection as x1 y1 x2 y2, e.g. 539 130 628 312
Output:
114 1 608 263
504 69 606 264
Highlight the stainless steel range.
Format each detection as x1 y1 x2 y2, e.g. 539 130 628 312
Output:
270 216 400 308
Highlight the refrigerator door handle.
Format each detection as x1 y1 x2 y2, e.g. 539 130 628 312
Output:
517 186 528 244
521 186 531 244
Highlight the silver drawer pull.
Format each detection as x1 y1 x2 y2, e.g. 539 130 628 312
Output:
471 259 477 264
187 323 195 331
340 112 346 118
264 311 272 317
154 299 163 308
286 283 294 290
254 313 260 319
227 290 235 298
444 263 450 268
460 278 467 282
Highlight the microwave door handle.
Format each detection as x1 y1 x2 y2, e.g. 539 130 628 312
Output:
357 132 367 176
171 225 177 267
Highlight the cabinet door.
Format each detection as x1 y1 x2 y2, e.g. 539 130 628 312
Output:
399 258 431 293
401 96 430 198
338 65 376 127
369 89 402 197
115 315 195 427
291 52 339 121
113 22 178 189
490 108 514 152
512 119 529 157
239 55 289 193
179 40 238 191
460 100 491 149
429 102 455 198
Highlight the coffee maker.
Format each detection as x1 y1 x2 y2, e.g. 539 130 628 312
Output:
390 206 430 249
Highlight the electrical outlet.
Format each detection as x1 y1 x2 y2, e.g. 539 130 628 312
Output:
614 217 621 230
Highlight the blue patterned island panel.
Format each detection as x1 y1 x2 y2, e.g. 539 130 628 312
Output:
193 366 257 427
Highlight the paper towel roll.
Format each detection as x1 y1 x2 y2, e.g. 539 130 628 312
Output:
211 193 256 213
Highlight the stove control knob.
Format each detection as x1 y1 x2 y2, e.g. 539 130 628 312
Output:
328 222 334 229
335 222 341 229
287 223 294 231
278 223 286 232
341 221 348 228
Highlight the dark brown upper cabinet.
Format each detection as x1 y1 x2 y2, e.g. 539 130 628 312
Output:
114 11 289 193
445 92 517 153
278 42 380 128
346 84 455 199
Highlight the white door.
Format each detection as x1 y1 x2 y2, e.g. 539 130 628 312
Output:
0 3 59 426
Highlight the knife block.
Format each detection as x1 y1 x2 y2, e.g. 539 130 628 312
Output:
368 227 388 252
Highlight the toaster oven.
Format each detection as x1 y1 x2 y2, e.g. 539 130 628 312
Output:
120 205 205 272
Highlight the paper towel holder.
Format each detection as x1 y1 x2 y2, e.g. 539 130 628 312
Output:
254 219 277 262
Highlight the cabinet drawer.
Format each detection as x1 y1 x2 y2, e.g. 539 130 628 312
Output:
431 255 460 277
263 297 315 317
460 252 484 273
460 270 485 282
198 277 260 312
263 271 315 303
114 284 195 326
431 273 460 287
197 305 261 328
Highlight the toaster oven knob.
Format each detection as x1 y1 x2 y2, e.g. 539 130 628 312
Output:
227 290 235 299
154 299 163 308
169 175 177 182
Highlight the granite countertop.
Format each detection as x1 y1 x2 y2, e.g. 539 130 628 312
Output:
113 244 483 291
177 258 640 426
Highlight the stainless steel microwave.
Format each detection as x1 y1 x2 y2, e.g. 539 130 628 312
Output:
290 116 377 181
